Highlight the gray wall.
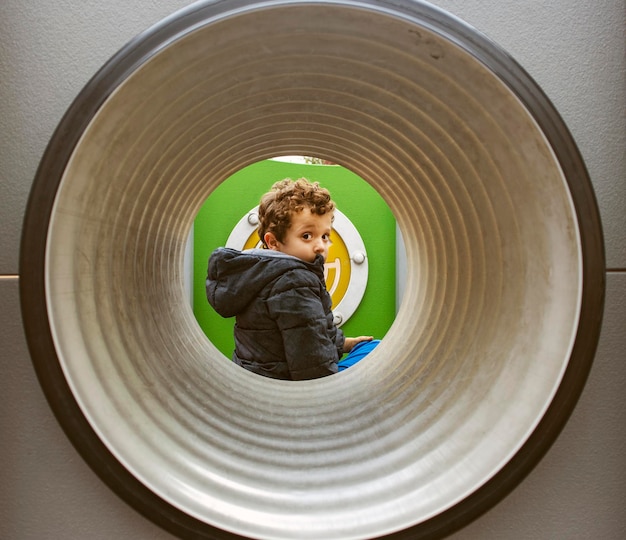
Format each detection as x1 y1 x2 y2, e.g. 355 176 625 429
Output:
1 1 624 538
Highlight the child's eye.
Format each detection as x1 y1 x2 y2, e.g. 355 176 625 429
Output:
322 234 331 242
302 233 312 240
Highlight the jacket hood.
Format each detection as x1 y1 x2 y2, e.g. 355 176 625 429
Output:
206 247 325 317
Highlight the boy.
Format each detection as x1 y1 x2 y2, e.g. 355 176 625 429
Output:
206 178 377 380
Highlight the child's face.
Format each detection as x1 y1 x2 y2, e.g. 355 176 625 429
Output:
266 207 333 263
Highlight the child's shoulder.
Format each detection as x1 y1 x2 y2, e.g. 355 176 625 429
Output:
271 260 325 295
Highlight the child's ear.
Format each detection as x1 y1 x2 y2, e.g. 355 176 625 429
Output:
264 232 280 251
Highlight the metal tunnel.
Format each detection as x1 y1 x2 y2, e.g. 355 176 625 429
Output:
20 0 605 538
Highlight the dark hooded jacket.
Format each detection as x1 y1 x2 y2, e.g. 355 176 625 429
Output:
206 247 344 380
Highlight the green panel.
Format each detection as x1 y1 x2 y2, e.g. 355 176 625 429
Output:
193 160 396 358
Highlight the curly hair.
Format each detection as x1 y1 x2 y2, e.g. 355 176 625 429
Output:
258 178 335 246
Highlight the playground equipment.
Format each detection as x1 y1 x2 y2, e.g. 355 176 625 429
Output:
20 1 604 538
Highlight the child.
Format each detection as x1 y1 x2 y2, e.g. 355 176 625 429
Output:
206 178 378 380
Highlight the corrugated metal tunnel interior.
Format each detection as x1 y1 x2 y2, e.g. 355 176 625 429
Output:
20 1 605 538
